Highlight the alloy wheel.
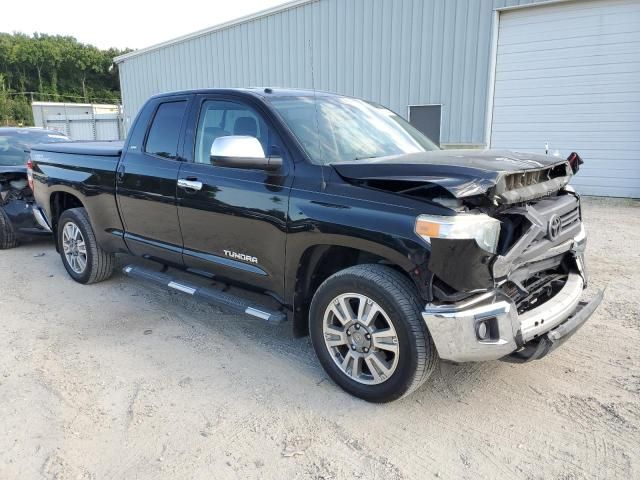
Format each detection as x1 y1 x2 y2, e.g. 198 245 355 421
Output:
62 221 87 274
322 293 400 385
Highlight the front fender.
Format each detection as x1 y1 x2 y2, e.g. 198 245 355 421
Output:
284 186 433 306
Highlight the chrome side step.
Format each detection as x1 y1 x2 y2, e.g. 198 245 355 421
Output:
123 264 286 323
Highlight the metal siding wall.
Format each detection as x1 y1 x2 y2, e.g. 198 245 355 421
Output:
491 0 640 197
118 0 548 143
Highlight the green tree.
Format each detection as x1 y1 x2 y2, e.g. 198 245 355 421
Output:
72 43 103 101
0 32 131 125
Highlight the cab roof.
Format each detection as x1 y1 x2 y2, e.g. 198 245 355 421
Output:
150 87 340 100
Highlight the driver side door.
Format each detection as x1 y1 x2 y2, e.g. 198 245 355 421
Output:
176 95 293 297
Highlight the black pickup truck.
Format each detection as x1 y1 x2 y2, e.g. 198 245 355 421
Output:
30 88 602 402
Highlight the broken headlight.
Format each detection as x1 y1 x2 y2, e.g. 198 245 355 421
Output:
415 213 501 254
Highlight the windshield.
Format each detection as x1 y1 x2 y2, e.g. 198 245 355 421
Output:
0 130 69 166
269 95 438 165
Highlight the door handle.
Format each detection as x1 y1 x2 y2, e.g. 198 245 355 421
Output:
177 178 203 191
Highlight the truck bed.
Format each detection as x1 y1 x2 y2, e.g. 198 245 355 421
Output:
31 141 124 157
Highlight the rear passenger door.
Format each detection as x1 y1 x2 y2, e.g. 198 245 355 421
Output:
117 96 189 265
176 95 293 297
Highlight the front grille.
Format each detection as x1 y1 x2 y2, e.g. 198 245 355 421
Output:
492 193 582 281
521 194 581 248
559 203 580 233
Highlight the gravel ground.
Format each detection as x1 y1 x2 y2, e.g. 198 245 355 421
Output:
0 197 638 480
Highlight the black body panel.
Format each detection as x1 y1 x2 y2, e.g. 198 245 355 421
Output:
31 141 124 157
176 161 291 295
175 93 295 297
30 148 127 252
116 95 189 265
429 239 494 291
116 151 184 264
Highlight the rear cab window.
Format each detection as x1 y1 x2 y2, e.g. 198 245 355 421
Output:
145 101 187 160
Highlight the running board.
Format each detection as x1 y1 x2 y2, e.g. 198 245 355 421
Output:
122 265 286 323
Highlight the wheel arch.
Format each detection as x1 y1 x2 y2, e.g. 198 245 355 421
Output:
49 190 85 246
50 190 85 251
290 243 419 337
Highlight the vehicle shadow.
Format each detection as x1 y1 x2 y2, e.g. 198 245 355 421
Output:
109 255 509 409
16 236 53 249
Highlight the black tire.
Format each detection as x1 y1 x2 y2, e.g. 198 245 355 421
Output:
309 264 437 403
57 208 115 284
0 207 19 249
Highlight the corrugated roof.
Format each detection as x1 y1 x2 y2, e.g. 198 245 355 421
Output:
31 102 119 108
114 0 317 63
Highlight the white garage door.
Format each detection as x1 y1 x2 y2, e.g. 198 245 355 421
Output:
490 0 640 197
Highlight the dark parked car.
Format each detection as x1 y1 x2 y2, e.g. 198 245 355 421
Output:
0 127 70 248
29 89 602 402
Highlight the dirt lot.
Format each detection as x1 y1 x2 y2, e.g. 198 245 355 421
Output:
0 197 638 480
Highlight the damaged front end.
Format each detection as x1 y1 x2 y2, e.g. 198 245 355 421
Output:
419 167 602 363
333 150 601 363
0 166 51 239
422 199 599 363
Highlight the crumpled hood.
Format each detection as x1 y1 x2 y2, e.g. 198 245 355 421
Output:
331 149 570 198
0 165 27 175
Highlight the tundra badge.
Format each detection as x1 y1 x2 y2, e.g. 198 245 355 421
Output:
224 250 258 264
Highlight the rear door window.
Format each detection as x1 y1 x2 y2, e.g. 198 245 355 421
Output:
145 101 187 160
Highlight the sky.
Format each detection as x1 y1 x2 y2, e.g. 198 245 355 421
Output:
1 0 289 50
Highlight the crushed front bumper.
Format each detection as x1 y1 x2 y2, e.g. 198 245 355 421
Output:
1 200 51 237
422 228 603 363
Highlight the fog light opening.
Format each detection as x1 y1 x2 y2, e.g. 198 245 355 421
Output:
476 317 499 341
477 321 489 340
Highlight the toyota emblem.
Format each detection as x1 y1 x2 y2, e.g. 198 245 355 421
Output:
548 214 563 240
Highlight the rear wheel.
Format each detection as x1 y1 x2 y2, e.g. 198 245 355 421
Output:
0 207 18 249
57 208 115 284
309 264 437 402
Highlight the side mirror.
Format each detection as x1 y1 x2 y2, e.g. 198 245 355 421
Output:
210 136 282 171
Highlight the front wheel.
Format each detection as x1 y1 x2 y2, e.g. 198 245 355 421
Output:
57 208 115 284
309 264 437 402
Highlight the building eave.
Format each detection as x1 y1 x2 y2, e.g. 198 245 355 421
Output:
114 0 317 64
